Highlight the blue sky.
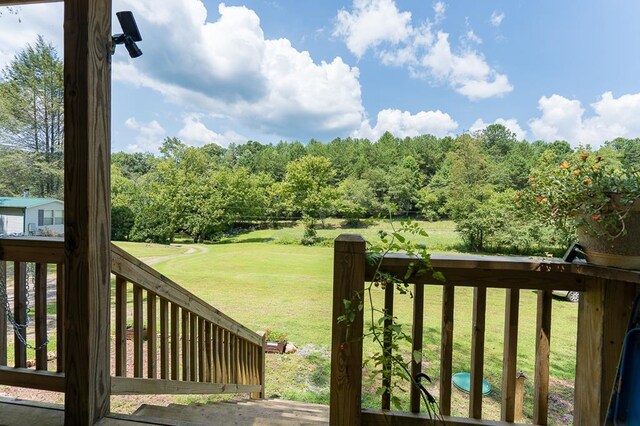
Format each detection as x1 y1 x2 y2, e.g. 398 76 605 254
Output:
1 0 640 152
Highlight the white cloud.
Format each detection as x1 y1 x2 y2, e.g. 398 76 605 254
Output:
529 92 640 146
433 2 446 23
334 0 512 100
124 118 166 152
355 108 458 140
490 11 505 27
470 118 526 140
333 0 412 59
0 4 63 69
115 1 365 139
177 115 246 148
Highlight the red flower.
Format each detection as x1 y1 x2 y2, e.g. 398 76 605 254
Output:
592 214 602 220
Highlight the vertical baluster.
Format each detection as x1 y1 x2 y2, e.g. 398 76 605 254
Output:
14 261 26 368
440 285 455 415
225 329 231 384
231 334 237 384
160 298 169 379
198 318 206 382
381 282 394 409
115 276 127 377
214 325 222 383
182 309 190 381
470 287 487 419
34 263 48 370
501 289 520 422
534 289 552 425
205 321 212 382
171 303 180 380
242 339 248 384
56 264 64 372
147 292 157 378
410 283 425 413
0 260 6 366
133 284 143 378
190 314 197 381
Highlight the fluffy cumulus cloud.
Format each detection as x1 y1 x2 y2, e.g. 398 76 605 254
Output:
115 0 365 139
334 0 512 100
529 92 640 146
355 108 458 140
433 2 446 23
470 118 526 140
177 115 246 148
124 118 166 152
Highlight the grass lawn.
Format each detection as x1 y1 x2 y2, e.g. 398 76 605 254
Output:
114 220 578 424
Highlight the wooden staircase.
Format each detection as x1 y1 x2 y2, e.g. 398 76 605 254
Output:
131 399 329 425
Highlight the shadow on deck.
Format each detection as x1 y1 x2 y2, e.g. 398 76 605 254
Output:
0 397 329 426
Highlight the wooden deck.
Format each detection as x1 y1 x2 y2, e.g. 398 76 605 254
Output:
0 397 329 426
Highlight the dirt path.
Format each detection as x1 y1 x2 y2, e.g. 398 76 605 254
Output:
144 244 208 265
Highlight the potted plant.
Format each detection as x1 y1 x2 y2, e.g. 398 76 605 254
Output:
264 329 288 354
519 148 640 269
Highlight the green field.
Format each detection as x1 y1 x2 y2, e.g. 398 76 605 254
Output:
115 220 578 423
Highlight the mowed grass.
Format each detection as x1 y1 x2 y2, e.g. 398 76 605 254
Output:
115 222 579 424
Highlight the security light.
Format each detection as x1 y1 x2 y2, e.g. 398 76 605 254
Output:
112 11 142 58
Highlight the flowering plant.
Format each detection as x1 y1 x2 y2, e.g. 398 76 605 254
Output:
518 148 640 243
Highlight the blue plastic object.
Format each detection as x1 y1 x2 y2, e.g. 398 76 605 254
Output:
611 328 640 424
452 372 491 396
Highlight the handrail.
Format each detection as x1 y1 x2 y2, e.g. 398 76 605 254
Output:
0 237 266 400
331 234 640 425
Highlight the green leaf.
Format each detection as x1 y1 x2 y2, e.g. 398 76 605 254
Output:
412 350 422 364
392 232 405 243
432 271 445 282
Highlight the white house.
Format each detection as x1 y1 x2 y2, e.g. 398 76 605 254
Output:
0 197 64 236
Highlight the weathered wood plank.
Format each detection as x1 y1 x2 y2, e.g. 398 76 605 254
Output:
13 261 26 368
213 325 221 383
533 289 552 425
469 287 486 419
501 289 520 422
440 285 455 415
0 261 6 366
182 309 190 381
190 313 197 382
198 317 206 382
382 282 394 410
133 285 143 378
111 244 262 345
410 283 424 413
160 298 169 379
55 264 64 372
362 409 528 426
34 262 48 370
170 303 179 381
330 234 366 426
110 376 261 395
63 0 112 421
205 321 212 383
0 238 64 263
0 0 62 5
0 366 64 392
147 292 157 379
115 276 127 377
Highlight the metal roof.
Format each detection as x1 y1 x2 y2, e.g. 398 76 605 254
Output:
0 197 63 209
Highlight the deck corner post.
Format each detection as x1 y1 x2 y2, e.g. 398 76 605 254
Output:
63 0 112 423
330 234 366 426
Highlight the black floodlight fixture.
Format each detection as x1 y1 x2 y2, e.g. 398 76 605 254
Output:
112 11 142 58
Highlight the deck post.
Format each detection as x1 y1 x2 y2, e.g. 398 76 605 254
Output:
574 277 636 424
330 234 366 426
63 0 112 423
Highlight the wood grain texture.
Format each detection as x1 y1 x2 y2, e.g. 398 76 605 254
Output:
533 290 551 425
0 261 6 366
469 287 486 419
0 0 61 5
147 292 157 379
205 321 212 383
0 238 63 263
501 289 519 422
182 309 190 381
160 298 169 380
63 0 112 421
115 276 127 377
381 282 394 410
410 283 424 413
110 376 261 395
133 285 143 378
330 234 366 426
362 409 528 426
170 303 179 381
55 264 64 372
198 317 206 382
190 314 197 382
0 366 64 392
440 285 455 416
34 263 48 370
13 261 26 368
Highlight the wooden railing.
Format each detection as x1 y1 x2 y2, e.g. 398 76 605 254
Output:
0 237 265 399
330 234 640 426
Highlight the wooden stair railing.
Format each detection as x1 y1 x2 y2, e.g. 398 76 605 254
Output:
330 234 640 426
110 243 266 397
0 237 266 400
